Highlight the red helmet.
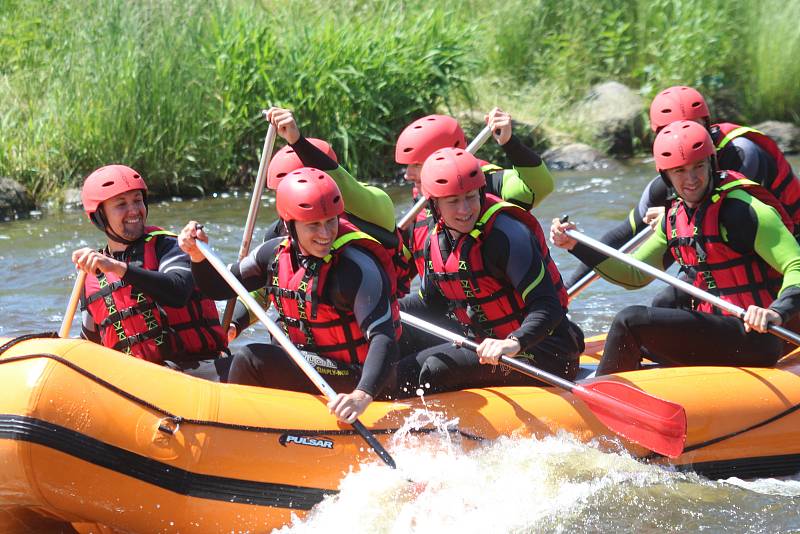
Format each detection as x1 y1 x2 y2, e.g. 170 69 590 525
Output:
653 120 716 172
420 148 486 199
649 86 710 132
267 138 338 190
395 115 466 165
276 167 344 222
81 164 148 219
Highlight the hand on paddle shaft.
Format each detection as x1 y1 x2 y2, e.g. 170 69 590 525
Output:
742 306 783 334
265 107 301 144
554 221 799 343
71 248 127 278
485 107 512 145
475 336 522 365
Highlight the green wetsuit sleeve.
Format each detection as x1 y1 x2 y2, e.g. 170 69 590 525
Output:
731 190 800 295
589 224 670 289
328 166 396 232
509 163 554 208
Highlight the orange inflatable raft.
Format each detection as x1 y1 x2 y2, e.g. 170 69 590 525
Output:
1 333 799 533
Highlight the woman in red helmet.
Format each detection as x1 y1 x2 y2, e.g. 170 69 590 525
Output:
563 85 800 302
71 165 228 379
396 148 584 392
180 168 402 422
551 121 800 374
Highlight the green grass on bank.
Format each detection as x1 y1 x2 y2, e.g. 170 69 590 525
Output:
1 0 799 200
0 0 476 199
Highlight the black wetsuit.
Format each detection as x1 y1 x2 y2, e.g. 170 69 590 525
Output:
397 211 584 394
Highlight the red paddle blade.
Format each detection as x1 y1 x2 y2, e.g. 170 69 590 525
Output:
575 380 687 458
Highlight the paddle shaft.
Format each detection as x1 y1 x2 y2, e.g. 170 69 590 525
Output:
399 311 577 392
567 229 800 346
397 125 494 231
567 226 653 300
221 117 277 330
59 270 87 338
197 241 397 469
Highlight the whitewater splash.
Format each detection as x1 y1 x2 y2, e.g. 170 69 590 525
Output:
275 407 800 534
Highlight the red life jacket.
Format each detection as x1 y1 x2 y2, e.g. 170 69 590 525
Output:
413 194 568 341
713 122 800 229
82 226 226 363
665 171 794 315
267 217 402 365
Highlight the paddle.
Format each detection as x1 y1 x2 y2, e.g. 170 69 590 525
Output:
221 115 277 331
196 240 398 469
399 311 687 458
567 226 653 301
566 229 800 346
59 271 87 338
397 125 494 231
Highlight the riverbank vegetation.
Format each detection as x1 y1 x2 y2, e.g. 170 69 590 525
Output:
1 0 798 200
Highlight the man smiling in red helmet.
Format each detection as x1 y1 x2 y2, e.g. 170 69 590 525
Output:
71 164 228 379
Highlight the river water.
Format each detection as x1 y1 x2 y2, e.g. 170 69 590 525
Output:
1 160 799 532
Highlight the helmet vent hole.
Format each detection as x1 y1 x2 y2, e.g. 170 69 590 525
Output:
403 147 413 153
414 125 423 129
435 156 445 161
435 178 448 185
299 203 312 209
661 151 672 158
426 117 435 121
297 178 308 184
277 172 287 178
660 108 672 114
102 181 115 187
469 170 478 177
692 142 703 149
333 195 341 204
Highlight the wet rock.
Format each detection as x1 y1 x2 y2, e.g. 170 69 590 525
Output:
752 120 800 154
576 82 644 156
542 143 618 171
0 177 35 221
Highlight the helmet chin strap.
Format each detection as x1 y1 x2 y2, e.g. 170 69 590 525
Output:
93 206 147 247
285 220 310 267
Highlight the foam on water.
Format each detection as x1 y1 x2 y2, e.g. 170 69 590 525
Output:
275 407 800 534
